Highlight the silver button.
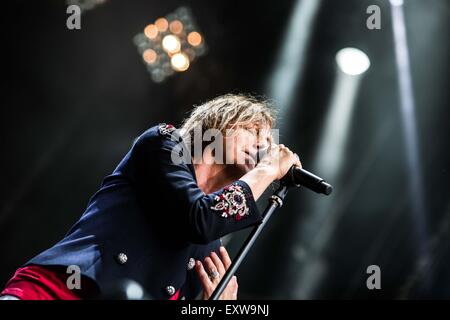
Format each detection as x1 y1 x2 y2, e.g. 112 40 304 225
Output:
187 258 195 270
166 285 176 296
116 253 128 265
181 296 186 300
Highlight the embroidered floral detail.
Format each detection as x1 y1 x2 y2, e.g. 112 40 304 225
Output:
158 123 176 136
211 184 249 220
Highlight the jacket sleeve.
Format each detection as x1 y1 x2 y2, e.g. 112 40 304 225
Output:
133 132 263 244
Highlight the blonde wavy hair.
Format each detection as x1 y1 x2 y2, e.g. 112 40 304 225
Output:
181 94 276 145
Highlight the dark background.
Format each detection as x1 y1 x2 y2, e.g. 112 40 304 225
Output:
1 0 449 299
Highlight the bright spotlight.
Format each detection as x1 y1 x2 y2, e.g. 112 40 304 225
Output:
187 32 202 47
169 20 183 34
155 18 169 32
171 52 190 72
336 48 370 76
142 49 157 64
133 7 206 82
144 24 158 40
162 35 181 54
266 0 321 114
125 282 144 300
390 0 404 6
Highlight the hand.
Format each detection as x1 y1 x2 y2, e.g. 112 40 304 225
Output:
195 246 238 300
257 144 302 180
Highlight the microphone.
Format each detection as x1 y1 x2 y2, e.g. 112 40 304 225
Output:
256 147 333 195
282 166 333 195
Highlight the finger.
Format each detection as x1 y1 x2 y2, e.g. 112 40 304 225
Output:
221 276 238 301
283 148 294 163
210 251 225 275
195 260 212 291
219 246 232 270
268 144 279 153
229 275 237 289
204 257 220 283
231 276 238 299
293 153 302 168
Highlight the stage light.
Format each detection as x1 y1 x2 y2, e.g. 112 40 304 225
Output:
142 49 157 64
390 0 430 283
150 68 165 83
288 47 371 300
169 20 183 34
266 0 321 116
155 18 169 32
162 35 181 54
144 24 158 40
291 69 364 299
171 53 190 72
126 282 144 300
187 32 202 47
390 0 404 6
336 48 370 76
256 0 321 298
133 7 206 82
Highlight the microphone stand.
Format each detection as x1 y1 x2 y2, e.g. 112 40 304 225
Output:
209 178 294 300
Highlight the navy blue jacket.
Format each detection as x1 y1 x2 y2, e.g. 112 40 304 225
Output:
27 124 262 299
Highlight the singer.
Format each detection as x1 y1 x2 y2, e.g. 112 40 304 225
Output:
0 94 301 300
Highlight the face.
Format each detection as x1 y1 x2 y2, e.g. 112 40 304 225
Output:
222 125 272 176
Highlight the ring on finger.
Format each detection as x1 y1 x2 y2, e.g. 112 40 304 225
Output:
209 269 220 280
